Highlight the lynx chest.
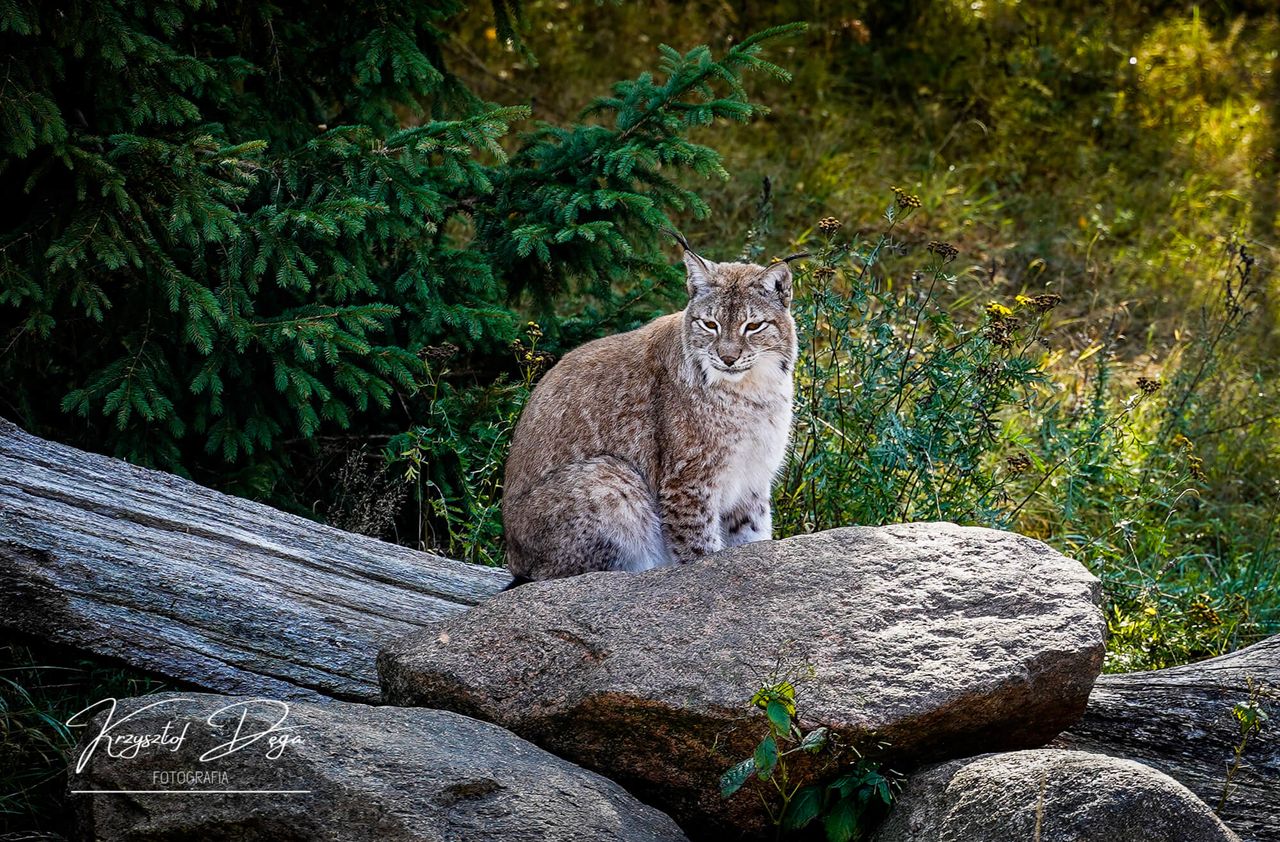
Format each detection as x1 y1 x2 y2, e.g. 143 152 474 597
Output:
714 395 793 507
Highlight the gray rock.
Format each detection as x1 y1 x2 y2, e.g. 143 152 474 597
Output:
67 693 687 842
871 749 1241 842
379 523 1106 840
1058 634 1279 841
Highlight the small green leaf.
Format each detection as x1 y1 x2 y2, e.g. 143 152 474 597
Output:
783 784 823 830
754 735 779 779
824 798 861 842
800 726 829 753
829 773 857 799
766 699 792 735
720 757 756 798
750 680 796 715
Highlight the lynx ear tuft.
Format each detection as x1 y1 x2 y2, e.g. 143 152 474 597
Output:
683 251 718 298
666 228 717 298
663 227 694 253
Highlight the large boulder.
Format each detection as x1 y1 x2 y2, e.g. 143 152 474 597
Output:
871 749 1241 841
379 523 1106 840
67 693 688 842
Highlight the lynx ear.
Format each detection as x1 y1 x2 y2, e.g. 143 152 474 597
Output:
683 251 718 299
760 260 794 308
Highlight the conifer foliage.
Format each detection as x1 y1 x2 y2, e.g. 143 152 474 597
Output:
0 1 799 517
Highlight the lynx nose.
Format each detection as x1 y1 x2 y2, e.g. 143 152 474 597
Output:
719 351 740 366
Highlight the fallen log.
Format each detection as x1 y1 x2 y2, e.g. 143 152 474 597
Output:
1059 635 1280 842
0 418 510 702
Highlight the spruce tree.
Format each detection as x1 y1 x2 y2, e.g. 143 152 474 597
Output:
0 0 799 531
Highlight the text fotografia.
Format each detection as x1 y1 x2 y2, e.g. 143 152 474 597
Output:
153 770 230 786
66 697 310 795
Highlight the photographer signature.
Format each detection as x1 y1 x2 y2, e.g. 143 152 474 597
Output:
67 697 306 774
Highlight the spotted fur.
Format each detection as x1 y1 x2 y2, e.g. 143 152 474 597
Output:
503 250 797 580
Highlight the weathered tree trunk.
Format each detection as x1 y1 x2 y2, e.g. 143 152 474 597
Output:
1059 636 1280 842
0 418 510 702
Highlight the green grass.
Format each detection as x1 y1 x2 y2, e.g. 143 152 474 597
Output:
781 207 1276 673
0 639 168 837
442 0 1280 670
458 2 1278 325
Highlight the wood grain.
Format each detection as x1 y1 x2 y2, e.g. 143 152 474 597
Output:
1060 635 1280 841
0 418 510 701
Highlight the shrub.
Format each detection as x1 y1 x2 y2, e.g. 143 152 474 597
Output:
0 0 801 535
776 191 1277 672
0 641 166 835
720 673 899 842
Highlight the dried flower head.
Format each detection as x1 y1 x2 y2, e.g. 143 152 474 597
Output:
423 343 459 361
982 305 1020 348
1187 454 1207 482
818 216 843 235
1006 453 1033 474
525 320 544 339
1137 377 1161 395
813 265 837 281
983 320 1018 349
1188 594 1221 627
927 240 958 263
891 185 922 210
1029 293 1062 313
842 18 871 45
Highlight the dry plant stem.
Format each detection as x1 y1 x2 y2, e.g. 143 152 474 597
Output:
895 363 1004 520
893 267 943 416
1215 675 1270 814
1006 394 1153 521
1168 245 1255 422
826 256 850 464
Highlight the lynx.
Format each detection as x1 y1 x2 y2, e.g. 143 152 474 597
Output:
502 237 800 582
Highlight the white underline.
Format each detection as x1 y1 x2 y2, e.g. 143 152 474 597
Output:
71 790 311 795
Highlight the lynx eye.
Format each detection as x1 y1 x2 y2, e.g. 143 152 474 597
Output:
743 320 766 334
698 319 720 333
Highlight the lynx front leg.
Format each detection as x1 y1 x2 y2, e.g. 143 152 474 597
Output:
721 491 772 548
659 479 723 563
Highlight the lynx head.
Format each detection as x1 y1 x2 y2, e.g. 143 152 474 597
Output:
678 244 799 387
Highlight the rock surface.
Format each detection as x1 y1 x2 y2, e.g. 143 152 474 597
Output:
1059 634 1279 842
871 749 1241 842
68 693 687 842
379 522 1106 840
